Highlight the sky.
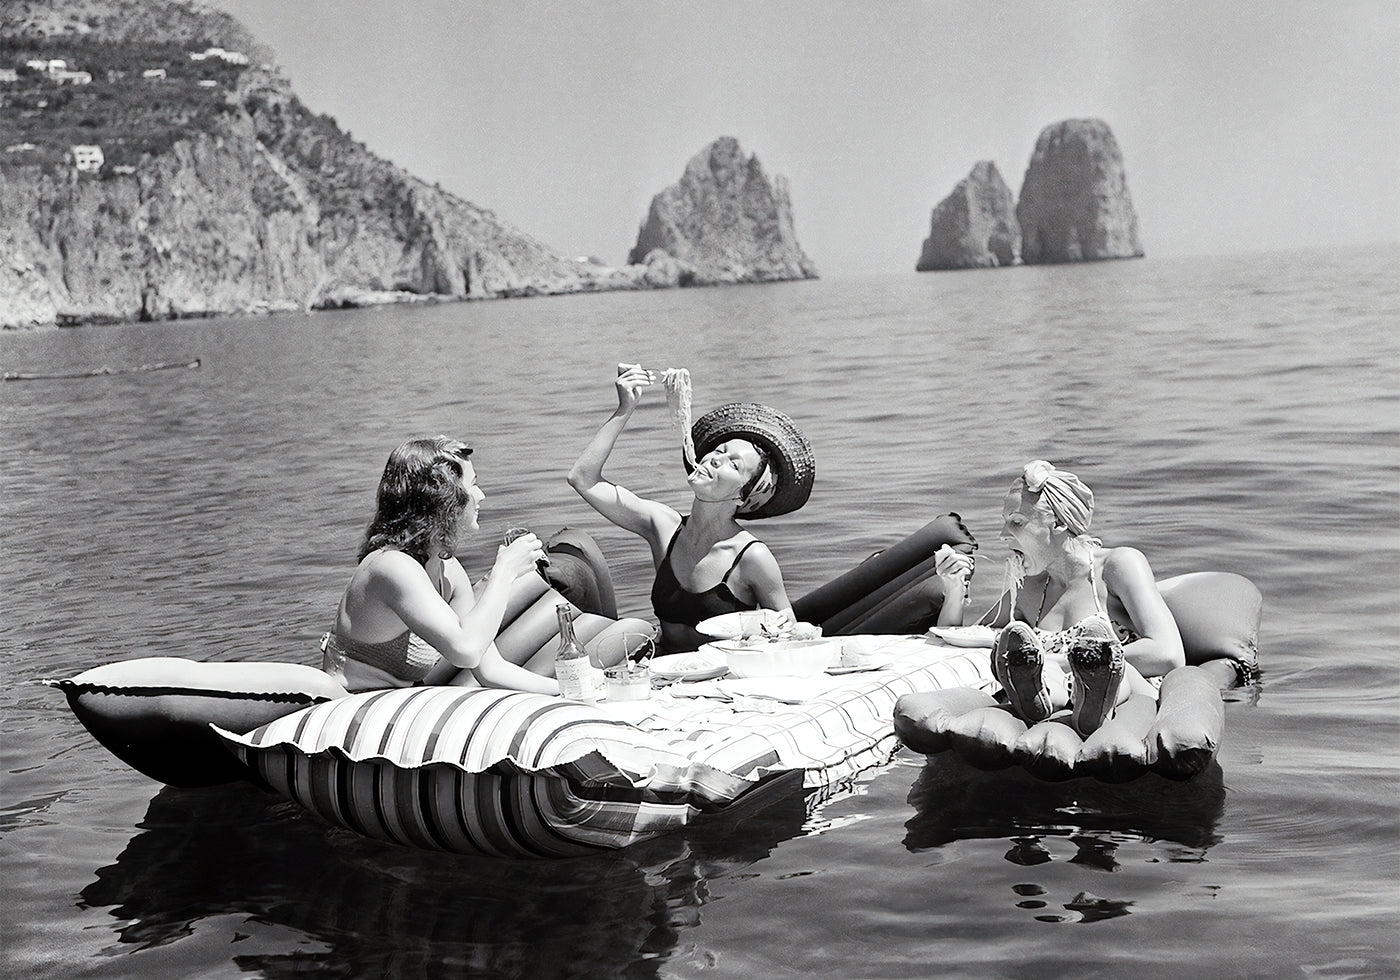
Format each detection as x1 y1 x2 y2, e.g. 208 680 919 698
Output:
213 0 1400 275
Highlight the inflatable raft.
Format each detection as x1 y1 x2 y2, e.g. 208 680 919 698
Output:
893 571 1262 782
51 517 981 856
51 517 1259 855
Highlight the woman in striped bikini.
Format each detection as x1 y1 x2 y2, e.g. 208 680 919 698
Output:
320 436 560 695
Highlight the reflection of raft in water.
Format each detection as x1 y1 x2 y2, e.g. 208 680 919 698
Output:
54 518 989 858
894 571 1262 783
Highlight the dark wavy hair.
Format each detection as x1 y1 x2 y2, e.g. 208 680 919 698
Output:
358 436 474 563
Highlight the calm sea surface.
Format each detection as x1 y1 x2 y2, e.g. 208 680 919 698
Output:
2 246 1398 979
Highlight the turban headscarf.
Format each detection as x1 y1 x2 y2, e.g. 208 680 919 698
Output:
1019 460 1094 537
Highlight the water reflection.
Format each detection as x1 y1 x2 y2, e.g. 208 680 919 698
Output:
903 754 1227 924
80 774 810 978
903 753 1227 853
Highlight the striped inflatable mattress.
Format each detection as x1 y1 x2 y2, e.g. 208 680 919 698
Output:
216 636 993 858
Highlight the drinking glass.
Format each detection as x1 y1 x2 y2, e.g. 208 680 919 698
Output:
502 526 549 576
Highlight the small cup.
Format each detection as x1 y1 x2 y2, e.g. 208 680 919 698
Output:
604 662 652 702
840 636 880 668
503 526 549 577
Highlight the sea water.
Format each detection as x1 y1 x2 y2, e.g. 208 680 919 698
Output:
2 245 1397 978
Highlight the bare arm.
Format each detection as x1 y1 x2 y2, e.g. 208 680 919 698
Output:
374 537 544 671
440 565 560 694
567 362 678 549
1103 547 1185 677
732 541 795 627
933 545 975 626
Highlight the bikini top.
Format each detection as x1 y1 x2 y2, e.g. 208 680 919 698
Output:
1007 556 1140 656
650 518 758 627
1039 616 1140 659
320 551 450 683
320 630 441 683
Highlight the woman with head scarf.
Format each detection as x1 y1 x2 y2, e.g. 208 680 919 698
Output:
569 364 815 653
934 460 1184 737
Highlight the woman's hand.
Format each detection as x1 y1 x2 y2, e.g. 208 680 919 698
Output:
933 545 974 627
935 544 974 593
614 362 656 414
492 532 546 583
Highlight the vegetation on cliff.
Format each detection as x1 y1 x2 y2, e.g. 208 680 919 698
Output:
0 0 662 327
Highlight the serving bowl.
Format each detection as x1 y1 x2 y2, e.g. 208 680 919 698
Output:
717 638 841 678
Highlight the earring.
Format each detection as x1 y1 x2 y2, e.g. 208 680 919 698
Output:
438 549 451 560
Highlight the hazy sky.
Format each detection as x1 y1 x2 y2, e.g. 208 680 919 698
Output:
214 1 1399 275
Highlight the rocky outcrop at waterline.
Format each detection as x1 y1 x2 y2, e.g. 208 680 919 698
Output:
916 161 1019 271
0 1 768 329
916 118 1143 272
1016 118 1143 264
628 137 818 285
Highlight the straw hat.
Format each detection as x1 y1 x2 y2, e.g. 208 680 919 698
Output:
687 402 815 519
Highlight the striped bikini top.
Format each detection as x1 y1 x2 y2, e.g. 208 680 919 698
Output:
320 551 450 684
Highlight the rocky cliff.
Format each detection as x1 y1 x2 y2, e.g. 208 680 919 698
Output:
627 137 818 285
916 160 1019 271
0 0 673 328
1015 118 1143 264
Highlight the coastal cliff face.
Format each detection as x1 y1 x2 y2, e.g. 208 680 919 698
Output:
1015 118 1143 264
627 137 818 285
0 0 670 328
915 160 1019 271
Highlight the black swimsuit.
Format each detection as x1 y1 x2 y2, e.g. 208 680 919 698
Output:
650 518 758 628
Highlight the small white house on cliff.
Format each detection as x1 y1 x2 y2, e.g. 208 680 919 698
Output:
189 47 249 65
69 145 104 172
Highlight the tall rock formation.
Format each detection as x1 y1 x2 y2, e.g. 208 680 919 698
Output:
628 137 818 285
0 0 651 328
916 160 1019 271
1016 118 1143 264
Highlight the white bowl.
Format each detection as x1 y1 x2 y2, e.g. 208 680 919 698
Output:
721 638 841 678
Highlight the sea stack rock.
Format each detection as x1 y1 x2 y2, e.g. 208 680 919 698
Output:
916 160 1019 271
1016 119 1144 264
627 137 818 285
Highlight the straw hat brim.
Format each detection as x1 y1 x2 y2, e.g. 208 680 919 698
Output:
686 402 815 519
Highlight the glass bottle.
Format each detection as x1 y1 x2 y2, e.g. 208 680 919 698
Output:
554 604 596 702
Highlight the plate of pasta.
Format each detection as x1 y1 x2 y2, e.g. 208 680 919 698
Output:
649 650 729 682
926 625 998 648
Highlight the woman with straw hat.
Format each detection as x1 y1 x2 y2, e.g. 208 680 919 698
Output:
568 364 815 653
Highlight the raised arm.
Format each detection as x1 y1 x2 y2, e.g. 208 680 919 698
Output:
1103 546 1185 677
567 363 677 544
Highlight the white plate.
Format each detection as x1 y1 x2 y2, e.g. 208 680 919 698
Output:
649 651 729 682
695 610 785 640
927 625 997 648
825 663 889 675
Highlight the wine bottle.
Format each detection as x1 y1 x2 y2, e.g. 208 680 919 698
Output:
554 604 596 702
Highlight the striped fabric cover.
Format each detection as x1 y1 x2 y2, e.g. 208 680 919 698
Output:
217 640 993 858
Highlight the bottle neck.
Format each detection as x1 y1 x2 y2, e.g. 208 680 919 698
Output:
555 604 582 653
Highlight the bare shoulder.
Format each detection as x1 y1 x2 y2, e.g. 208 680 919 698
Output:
1102 547 1167 609
735 535 779 570
1103 545 1153 579
440 556 472 598
361 549 429 590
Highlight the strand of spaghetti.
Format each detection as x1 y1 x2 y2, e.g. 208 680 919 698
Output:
660 368 695 467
